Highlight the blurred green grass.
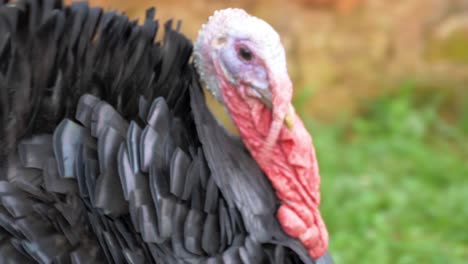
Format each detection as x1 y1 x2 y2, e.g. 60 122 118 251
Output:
296 81 468 263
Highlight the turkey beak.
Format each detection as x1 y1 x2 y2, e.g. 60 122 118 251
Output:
284 104 295 130
253 87 272 109
251 83 295 130
257 73 294 154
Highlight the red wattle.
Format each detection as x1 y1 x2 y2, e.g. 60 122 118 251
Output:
221 80 329 260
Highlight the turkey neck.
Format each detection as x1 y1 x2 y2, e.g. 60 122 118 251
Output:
221 81 329 259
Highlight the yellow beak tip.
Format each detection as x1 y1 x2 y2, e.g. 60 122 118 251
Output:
284 114 294 130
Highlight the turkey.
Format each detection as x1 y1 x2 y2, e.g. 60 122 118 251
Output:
0 0 333 263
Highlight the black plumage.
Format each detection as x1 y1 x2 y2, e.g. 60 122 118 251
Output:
0 1 333 263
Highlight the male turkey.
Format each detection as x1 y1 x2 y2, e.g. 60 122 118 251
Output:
0 0 333 263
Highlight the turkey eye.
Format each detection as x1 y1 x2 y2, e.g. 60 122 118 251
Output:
238 46 253 61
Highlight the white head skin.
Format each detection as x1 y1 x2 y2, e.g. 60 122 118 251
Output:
194 8 288 105
194 8 294 151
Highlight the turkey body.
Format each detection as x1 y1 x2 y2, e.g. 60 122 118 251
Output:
0 1 332 263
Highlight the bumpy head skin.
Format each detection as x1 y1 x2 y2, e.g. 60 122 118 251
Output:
194 9 286 102
194 8 293 159
194 8 329 259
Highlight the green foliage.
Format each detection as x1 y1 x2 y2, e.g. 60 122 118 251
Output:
299 81 468 263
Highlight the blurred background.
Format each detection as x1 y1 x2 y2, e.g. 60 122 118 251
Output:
68 0 468 263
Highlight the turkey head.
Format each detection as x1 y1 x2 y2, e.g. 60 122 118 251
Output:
194 9 329 259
